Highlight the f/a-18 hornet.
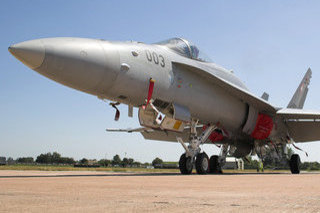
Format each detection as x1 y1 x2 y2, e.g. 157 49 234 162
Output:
9 37 319 174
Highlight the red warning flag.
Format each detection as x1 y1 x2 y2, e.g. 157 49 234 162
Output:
142 78 155 110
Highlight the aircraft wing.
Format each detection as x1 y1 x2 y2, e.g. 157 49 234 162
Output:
108 125 224 144
172 62 277 114
140 128 190 142
106 126 190 142
140 126 225 144
277 108 320 142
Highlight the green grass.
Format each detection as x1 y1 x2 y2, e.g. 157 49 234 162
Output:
0 164 294 173
0 164 180 173
163 161 178 165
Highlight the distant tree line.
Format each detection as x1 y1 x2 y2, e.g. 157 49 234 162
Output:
300 162 320 170
0 152 157 168
2 151 320 170
95 154 151 168
17 157 34 164
36 152 75 164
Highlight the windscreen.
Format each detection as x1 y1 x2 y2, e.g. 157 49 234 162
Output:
155 38 212 62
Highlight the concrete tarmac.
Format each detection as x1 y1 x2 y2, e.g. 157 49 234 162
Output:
0 170 320 212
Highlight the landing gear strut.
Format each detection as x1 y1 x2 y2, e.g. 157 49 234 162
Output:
289 154 301 174
255 142 301 174
177 121 217 175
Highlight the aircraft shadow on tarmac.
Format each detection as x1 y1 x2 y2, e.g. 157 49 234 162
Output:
1 172 316 178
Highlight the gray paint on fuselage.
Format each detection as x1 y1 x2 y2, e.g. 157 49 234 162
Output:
8 38 256 134
103 41 248 131
34 38 120 97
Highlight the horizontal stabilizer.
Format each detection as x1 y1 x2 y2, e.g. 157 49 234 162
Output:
287 121 320 142
277 108 320 142
277 108 320 120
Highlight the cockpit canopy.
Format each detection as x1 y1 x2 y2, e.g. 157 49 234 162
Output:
155 38 212 63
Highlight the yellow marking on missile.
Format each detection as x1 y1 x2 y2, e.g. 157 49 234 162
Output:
173 120 182 130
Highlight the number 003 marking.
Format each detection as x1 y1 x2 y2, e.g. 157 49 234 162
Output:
145 50 165 67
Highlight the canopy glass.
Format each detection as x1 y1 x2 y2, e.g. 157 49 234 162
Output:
156 38 212 62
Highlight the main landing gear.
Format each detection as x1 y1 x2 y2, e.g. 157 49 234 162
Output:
254 142 302 175
178 152 223 175
289 154 301 174
179 154 193 174
195 152 209 174
209 155 222 174
177 121 224 175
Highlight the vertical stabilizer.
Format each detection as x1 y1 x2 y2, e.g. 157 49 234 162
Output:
287 68 312 109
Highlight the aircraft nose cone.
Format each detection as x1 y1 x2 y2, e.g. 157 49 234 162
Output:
8 39 45 69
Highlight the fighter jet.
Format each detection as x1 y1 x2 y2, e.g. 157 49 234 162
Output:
9 37 320 174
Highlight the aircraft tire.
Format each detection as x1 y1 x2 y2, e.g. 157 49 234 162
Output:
195 152 209 174
209 155 222 174
179 153 193 174
289 154 301 174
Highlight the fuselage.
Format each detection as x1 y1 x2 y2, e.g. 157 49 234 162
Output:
9 37 255 133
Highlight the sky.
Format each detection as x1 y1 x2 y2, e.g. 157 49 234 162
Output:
1 0 320 162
